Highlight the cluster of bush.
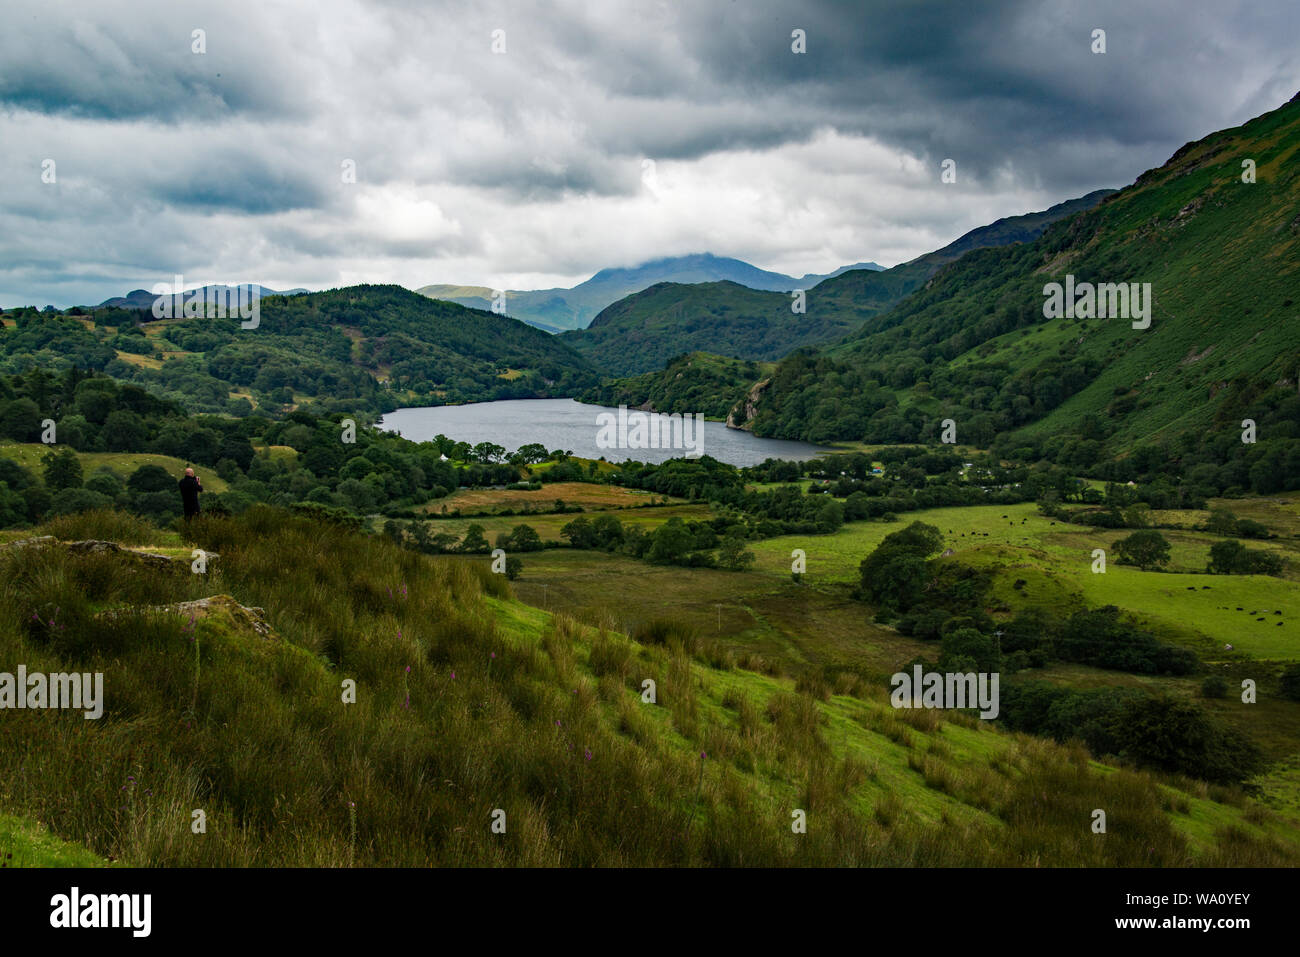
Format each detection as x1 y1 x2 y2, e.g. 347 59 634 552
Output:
849 520 1290 785
998 683 1264 786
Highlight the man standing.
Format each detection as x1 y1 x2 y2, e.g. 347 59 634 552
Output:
179 467 203 520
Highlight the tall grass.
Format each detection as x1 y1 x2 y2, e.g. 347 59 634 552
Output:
0 505 1292 867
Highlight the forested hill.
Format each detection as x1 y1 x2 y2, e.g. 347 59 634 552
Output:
561 190 1114 377
741 90 1300 491
0 284 599 418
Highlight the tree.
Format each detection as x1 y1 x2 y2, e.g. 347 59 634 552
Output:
1207 539 1283 576
504 556 523 580
1108 695 1264 785
1208 539 1246 574
459 523 489 553
590 514 625 550
0 398 42 441
218 434 256 473
815 500 844 533
498 523 543 552
717 532 755 571
511 443 549 465
127 464 176 495
647 517 693 565
857 521 945 611
101 410 148 452
939 627 1001 673
471 441 506 464
43 448 83 491
1113 529 1171 571
1205 508 1238 536
561 516 597 549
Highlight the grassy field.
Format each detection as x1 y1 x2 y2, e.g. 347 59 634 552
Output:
423 481 677 515
415 503 714 543
745 499 1300 660
496 549 930 677
0 442 231 493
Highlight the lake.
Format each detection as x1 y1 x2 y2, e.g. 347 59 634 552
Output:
378 399 831 467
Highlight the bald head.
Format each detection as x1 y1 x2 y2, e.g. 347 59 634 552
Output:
184 468 195 477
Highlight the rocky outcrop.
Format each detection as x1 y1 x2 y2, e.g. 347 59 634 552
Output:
1 538 217 572
726 377 770 431
164 595 274 639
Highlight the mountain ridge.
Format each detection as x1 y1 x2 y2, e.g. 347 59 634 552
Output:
561 190 1116 377
417 252 885 332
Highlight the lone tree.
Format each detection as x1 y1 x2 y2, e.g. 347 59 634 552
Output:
1113 529 1171 571
857 521 945 612
42 447 83 492
717 531 755 572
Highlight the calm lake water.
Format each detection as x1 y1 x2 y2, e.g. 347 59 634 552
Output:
378 399 831 467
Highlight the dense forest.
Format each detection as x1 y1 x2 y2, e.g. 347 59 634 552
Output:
0 285 599 420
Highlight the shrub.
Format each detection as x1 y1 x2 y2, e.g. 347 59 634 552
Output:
1200 675 1228 699
37 507 159 545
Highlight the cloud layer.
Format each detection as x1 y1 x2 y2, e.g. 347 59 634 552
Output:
2 0 1296 306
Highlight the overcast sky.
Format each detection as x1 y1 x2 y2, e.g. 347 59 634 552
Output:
2 0 1297 307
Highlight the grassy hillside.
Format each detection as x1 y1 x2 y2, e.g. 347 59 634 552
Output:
0 285 599 418
0 814 108 867
578 352 775 418
0 443 231 494
745 93 1300 463
3 506 1296 866
564 191 1113 378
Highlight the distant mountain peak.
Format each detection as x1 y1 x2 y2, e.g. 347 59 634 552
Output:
417 253 883 332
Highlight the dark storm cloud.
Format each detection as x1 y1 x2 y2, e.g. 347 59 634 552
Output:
0 0 1296 306
0 1 309 122
153 153 328 214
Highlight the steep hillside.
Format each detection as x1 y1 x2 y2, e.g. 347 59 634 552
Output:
745 93 1300 471
0 285 599 418
563 191 1114 378
578 352 774 419
2 506 1295 866
418 253 884 332
563 281 869 377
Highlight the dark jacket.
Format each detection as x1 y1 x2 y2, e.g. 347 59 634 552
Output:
179 475 202 516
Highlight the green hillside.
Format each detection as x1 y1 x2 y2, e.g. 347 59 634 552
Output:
0 285 599 418
563 278 842 376
563 191 1113 378
579 352 773 419
744 93 1300 475
2 506 1295 866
